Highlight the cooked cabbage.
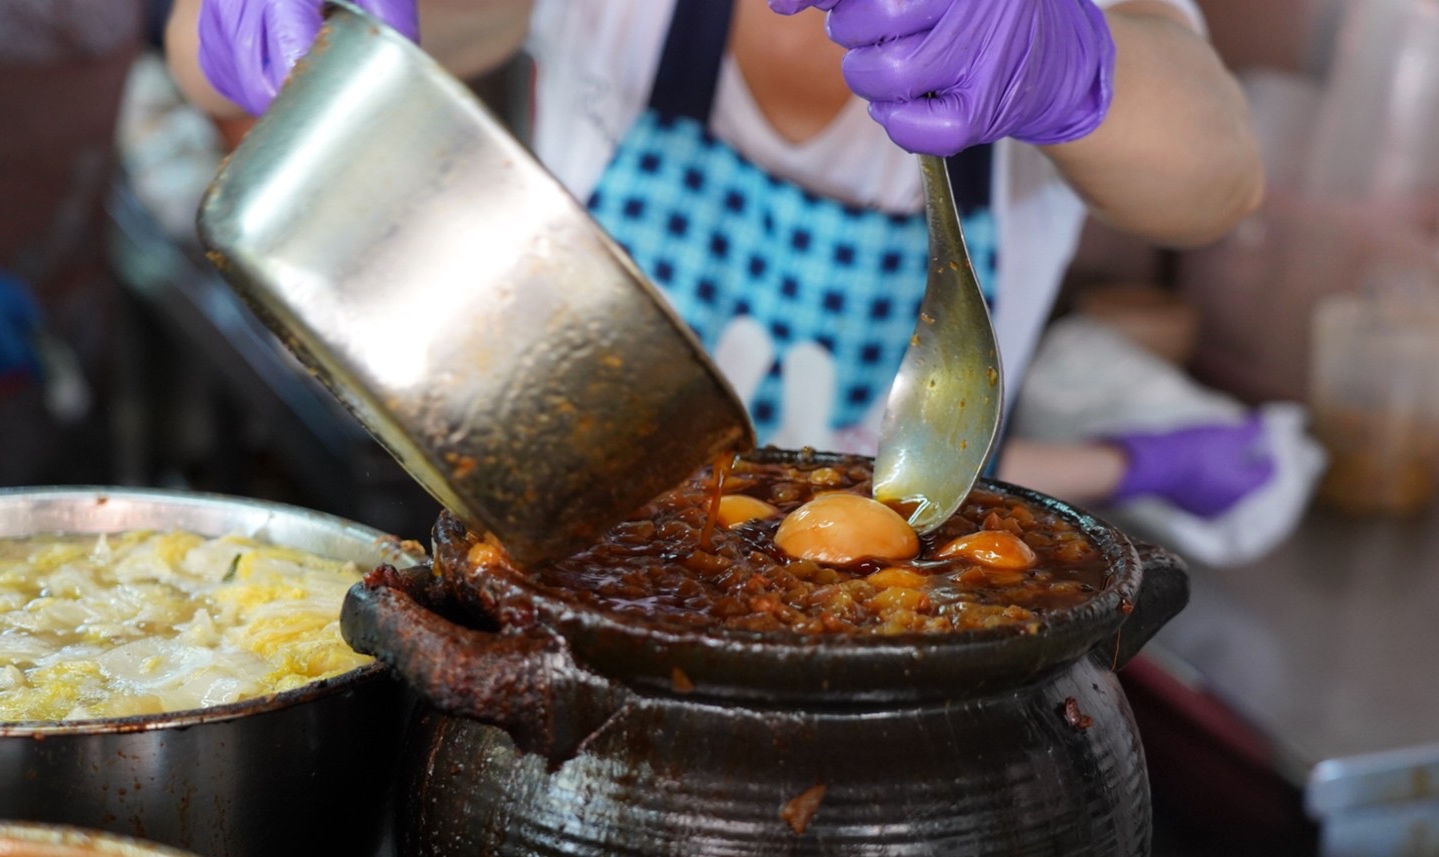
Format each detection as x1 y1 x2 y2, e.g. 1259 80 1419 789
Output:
0 531 371 721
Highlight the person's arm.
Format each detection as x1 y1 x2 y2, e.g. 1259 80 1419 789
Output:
998 416 1277 517
164 0 236 117
995 439 1127 507
164 0 533 119
1042 1 1263 248
773 0 1263 248
413 0 533 82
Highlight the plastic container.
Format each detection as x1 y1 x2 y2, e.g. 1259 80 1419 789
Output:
1309 281 1439 515
1178 7 1439 405
1303 0 1439 201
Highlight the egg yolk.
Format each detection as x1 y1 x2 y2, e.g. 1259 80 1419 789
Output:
774 492 920 566
717 494 781 528
935 530 1037 569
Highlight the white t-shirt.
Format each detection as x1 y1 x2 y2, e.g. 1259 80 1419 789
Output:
525 0 1203 416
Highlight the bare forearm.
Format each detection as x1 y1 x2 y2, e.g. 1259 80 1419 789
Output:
1043 1 1264 248
165 0 239 117
416 0 533 81
995 439 1127 507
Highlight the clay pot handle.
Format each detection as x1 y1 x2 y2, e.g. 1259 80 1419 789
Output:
341 565 628 765
1107 540 1190 670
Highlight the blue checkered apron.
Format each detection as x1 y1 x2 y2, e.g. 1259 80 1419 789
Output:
586 0 996 446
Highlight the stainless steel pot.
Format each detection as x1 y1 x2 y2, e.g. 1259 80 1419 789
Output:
342 451 1191 856
0 822 202 857
197 0 753 565
0 487 426 857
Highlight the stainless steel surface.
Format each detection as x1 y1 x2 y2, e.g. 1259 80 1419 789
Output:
0 486 423 567
1147 499 1439 849
1307 742 1439 817
1155 503 1439 772
873 155 1003 533
197 1 753 565
1306 743 1439 857
0 487 424 857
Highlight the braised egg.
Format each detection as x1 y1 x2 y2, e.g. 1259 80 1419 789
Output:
774 492 919 565
935 530 1037 569
716 494 781 528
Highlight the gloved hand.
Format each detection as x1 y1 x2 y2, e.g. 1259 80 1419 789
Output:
1108 416 1277 518
768 0 1116 155
0 272 42 393
199 0 419 116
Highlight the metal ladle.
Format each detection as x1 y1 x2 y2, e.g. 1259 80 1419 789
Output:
872 155 1004 533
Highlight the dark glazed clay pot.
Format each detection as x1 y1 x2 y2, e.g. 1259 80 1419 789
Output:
341 453 1189 856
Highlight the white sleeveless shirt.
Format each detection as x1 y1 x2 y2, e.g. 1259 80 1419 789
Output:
524 0 1203 410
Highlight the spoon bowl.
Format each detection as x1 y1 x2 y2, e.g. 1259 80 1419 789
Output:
873 155 1004 533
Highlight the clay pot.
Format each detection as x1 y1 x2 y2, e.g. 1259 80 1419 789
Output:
342 453 1189 856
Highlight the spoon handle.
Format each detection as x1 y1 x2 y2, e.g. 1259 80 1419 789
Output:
873 155 1004 533
919 155 971 281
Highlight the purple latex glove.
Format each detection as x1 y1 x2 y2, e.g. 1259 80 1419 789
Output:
769 0 839 11
768 0 1116 155
1109 416 1277 518
199 0 419 116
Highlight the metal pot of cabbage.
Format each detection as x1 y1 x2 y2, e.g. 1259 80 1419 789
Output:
0 822 202 857
341 450 1191 856
0 487 426 857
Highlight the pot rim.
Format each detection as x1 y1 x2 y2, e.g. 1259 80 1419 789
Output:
0 821 202 856
442 451 1146 702
491 479 1138 646
0 662 390 737
0 485 424 735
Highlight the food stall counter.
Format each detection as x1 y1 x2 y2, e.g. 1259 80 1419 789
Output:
1146 498 1439 854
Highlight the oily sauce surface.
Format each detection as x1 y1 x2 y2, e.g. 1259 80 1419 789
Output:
492 456 1110 636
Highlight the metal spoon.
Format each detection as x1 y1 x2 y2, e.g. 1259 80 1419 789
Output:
872 154 1004 533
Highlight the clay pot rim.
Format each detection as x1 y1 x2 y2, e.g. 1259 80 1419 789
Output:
434 451 1150 703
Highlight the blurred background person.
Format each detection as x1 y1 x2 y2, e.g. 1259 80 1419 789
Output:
0 0 147 486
